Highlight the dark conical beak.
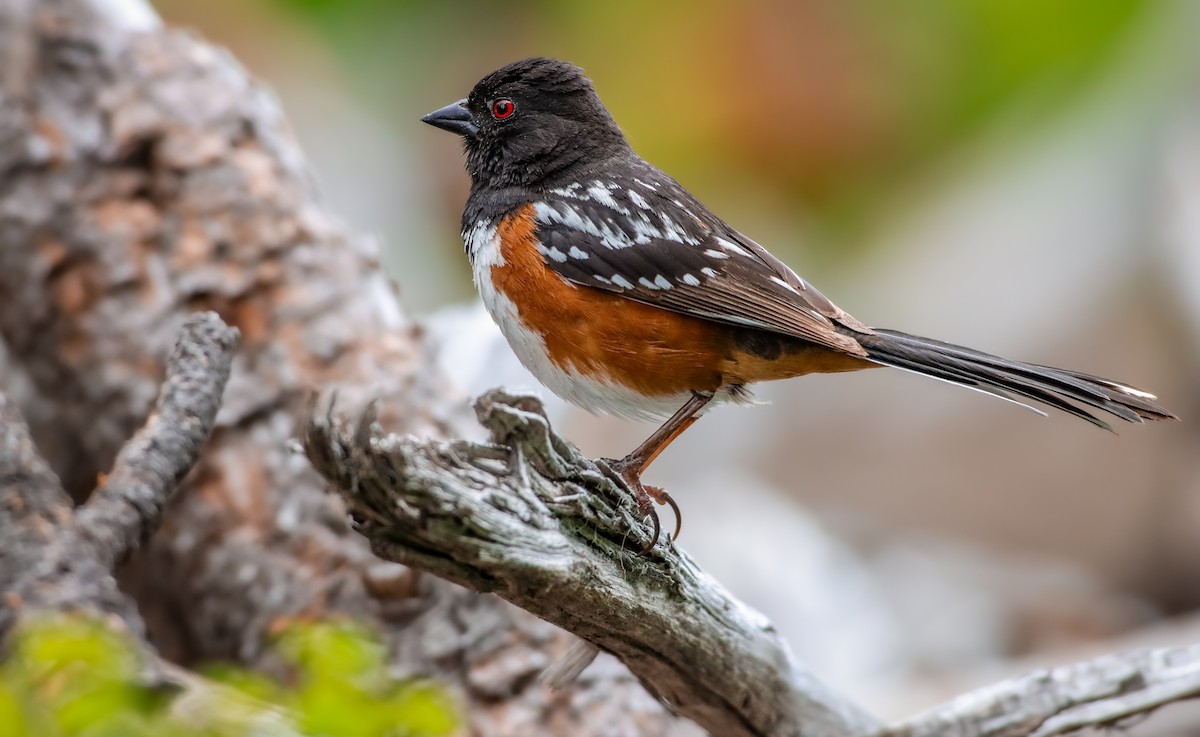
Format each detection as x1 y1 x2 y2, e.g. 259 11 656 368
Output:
421 99 477 138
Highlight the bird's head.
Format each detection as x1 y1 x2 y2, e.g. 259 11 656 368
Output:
422 57 630 190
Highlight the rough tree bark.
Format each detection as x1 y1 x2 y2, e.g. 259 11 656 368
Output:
0 0 690 734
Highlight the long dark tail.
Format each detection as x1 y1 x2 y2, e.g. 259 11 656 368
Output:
856 328 1177 430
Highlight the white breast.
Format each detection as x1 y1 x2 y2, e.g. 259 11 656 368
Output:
462 219 695 421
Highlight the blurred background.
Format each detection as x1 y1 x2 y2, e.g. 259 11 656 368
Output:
154 0 1200 726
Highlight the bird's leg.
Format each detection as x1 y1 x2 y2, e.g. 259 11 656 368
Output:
608 390 713 546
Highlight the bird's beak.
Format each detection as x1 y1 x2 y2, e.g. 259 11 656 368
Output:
421 99 478 138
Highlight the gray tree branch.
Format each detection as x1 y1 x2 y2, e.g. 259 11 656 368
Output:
305 388 1200 737
303 388 880 737
881 645 1200 737
0 312 238 636
76 312 239 568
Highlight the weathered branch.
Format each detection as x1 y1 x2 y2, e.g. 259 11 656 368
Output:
305 389 882 737
879 645 1200 737
306 388 1200 737
76 312 239 568
0 312 237 636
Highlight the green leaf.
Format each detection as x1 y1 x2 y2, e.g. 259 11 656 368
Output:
0 615 457 737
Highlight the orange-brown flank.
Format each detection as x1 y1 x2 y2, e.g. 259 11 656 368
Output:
491 205 874 398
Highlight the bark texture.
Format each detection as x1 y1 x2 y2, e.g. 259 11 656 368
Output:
304 389 882 737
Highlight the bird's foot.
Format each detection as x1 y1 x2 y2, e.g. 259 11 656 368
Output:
602 457 682 554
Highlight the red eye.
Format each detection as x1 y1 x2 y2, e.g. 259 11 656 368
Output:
491 99 515 119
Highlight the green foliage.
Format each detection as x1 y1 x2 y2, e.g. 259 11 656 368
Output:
0 615 457 737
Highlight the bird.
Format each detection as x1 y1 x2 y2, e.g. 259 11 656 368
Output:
422 57 1177 550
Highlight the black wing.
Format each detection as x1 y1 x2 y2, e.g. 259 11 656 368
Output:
530 172 872 356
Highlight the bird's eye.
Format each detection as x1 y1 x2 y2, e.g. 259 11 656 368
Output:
491 99 515 120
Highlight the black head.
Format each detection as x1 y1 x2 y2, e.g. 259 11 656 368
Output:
422 58 631 191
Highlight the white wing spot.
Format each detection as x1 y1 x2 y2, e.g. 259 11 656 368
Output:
550 182 583 196
681 273 701 286
611 274 635 289
587 181 625 212
535 201 632 250
704 248 730 260
658 213 700 245
673 199 698 219
594 274 611 285
629 217 663 244
628 190 650 210
568 246 590 260
538 244 569 263
715 236 753 257
653 274 673 289
701 267 718 277
770 276 801 295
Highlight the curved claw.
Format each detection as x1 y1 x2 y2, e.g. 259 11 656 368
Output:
637 507 662 555
644 484 682 541
663 490 683 541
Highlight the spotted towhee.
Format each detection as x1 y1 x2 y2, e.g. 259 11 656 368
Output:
423 57 1176 548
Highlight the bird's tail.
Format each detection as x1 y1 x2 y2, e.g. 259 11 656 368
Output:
856 328 1177 429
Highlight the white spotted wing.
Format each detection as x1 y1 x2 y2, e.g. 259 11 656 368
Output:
531 169 872 356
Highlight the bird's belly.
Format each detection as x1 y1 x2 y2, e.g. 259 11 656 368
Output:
466 211 735 420
476 274 715 421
